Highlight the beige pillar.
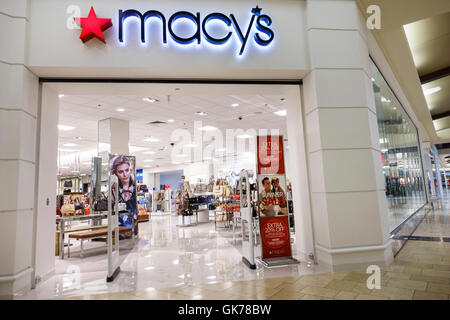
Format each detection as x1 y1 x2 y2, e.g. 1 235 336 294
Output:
0 1 39 296
303 0 393 271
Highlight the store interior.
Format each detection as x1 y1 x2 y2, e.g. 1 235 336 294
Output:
19 83 326 299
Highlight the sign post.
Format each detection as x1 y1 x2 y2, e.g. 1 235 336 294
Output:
255 136 299 267
107 174 120 282
240 169 256 269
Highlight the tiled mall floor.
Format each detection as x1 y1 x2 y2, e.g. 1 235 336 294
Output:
57 239 450 300
19 194 450 300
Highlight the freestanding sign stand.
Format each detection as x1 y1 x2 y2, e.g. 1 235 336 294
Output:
107 174 120 282
240 169 256 269
255 135 300 268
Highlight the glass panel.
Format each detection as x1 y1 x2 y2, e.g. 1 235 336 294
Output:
370 59 426 232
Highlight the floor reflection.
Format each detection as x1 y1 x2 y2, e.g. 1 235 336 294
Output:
16 215 328 300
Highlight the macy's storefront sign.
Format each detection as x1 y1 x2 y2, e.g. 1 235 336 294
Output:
72 6 275 57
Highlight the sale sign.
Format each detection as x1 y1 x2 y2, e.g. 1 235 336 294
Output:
257 136 285 174
258 174 288 217
256 135 293 260
260 216 292 259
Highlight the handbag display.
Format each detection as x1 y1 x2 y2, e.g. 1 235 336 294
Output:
94 198 108 212
61 203 75 216
63 180 73 188
74 201 84 211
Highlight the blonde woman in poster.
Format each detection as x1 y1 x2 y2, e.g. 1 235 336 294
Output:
110 155 138 235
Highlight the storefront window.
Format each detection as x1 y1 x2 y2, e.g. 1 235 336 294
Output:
370 60 427 232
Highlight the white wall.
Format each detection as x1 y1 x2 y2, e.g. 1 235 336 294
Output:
143 161 210 186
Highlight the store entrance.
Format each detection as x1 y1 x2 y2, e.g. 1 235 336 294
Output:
30 81 315 298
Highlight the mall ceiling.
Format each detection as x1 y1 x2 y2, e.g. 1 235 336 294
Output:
357 0 449 144
404 11 450 140
57 93 288 176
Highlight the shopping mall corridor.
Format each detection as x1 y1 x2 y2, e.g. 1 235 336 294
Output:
56 196 450 300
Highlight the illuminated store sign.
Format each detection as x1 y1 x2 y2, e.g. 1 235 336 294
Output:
75 6 274 56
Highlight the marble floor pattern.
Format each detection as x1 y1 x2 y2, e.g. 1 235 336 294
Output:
55 239 450 300
15 214 329 300
16 193 450 300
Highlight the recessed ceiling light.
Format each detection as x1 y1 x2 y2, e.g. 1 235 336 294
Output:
176 154 187 158
237 134 253 139
371 78 375 82
381 96 391 103
144 136 160 142
274 109 287 116
195 111 207 116
231 103 239 107
59 166 69 169
58 125 75 131
423 86 441 96
200 126 217 131
58 94 64 98
393 107 397 110
117 108 125 112
63 143 78 147
58 148 80 152
143 97 158 103
71 170 80 173
170 162 181 165
144 165 152 168
168 119 175 123
144 159 154 162
144 151 156 155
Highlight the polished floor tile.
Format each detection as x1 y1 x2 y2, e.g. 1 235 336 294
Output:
16 215 328 300
15 191 450 300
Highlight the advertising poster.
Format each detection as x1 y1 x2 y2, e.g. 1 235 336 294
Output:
109 154 138 236
257 135 285 175
257 135 292 260
259 215 291 259
257 174 292 259
257 174 288 217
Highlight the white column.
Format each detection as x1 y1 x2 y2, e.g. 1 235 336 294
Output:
303 0 392 271
286 89 315 261
422 142 436 198
32 85 59 285
98 118 130 155
0 1 39 296
431 145 443 198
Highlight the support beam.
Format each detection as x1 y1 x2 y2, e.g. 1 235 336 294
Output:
431 110 450 121
420 66 450 84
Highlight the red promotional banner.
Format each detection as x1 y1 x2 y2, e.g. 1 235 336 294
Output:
260 216 291 259
257 136 285 175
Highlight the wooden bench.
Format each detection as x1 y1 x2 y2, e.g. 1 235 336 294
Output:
68 227 132 258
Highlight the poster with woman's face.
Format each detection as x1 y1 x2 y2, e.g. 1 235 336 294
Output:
257 174 288 217
109 155 137 231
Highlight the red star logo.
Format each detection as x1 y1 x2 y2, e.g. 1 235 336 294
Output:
74 7 112 43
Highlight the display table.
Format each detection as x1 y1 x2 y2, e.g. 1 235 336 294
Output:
56 213 107 259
